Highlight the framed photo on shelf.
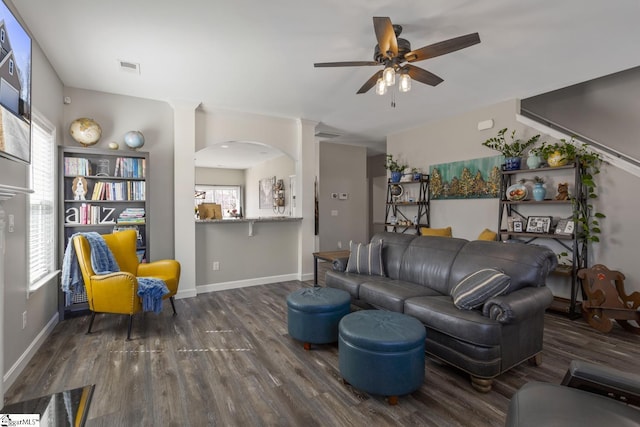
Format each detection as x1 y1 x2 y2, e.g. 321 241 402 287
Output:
526 216 552 233
513 219 523 233
555 219 575 235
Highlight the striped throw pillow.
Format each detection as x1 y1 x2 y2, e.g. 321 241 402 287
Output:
451 268 510 310
345 240 385 276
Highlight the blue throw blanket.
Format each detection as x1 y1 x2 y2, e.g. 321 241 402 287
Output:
61 232 169 313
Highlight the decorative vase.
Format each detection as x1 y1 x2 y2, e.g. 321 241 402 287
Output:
504 156 522 171
526 155 542 169
390 171 402 183
547 151 568 167
533 182 546 201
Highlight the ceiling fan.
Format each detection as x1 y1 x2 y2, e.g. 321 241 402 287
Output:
314 17 480 95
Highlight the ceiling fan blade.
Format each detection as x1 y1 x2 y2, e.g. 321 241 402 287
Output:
373 17 398 59
357 70 383 94
405 32 480 63
404 64 444 86
314 61 379 68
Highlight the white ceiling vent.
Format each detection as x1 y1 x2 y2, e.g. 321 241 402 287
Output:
118 60 140 74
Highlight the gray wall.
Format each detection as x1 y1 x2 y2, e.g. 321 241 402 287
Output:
521 66 640 161
1 5 64 384
388 98 640 297
62 88 175 261
318 142 367 251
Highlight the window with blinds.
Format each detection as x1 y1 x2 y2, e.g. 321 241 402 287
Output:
29 113 56 290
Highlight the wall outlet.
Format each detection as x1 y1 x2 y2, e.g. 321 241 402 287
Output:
212 261 220 271
331 210 338 216
337 241 342 249
22 311 27 329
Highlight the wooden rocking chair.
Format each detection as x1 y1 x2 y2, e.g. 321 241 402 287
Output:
577 264 640 334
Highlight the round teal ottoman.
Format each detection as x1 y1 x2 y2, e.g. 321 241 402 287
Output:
287 287 351 350
339 310 426 405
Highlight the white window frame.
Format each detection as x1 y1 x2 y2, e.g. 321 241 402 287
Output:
28 110 58 294
8 58 13 75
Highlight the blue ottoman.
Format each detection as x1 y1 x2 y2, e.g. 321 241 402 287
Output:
287 287 351 350
339 310 426 405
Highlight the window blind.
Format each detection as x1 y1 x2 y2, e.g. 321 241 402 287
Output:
29 114 56 287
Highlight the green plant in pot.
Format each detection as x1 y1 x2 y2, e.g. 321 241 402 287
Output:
482 128 540 170
385 154 407 183
539 138 605 243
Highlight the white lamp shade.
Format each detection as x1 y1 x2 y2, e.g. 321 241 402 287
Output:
399 73 411 92
383 66 395 86
375 77 387 95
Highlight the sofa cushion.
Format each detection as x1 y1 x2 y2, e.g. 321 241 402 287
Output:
419 226 452 237
447 240 558 295
346 240 385 276
404 295 502 346
398 236 469 295
477 228 498 241
451 268 511 310
371 232 417 280
359 279 443 312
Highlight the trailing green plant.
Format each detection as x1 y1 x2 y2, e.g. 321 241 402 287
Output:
482 128 541 157
384 154 408 173
532 175 545 184
529 137 605 243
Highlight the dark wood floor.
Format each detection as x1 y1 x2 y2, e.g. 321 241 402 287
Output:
4 268 640 426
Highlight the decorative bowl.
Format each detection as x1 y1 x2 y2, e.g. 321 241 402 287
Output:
506 183 528 201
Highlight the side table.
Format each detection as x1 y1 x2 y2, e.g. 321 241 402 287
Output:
312 250 350 286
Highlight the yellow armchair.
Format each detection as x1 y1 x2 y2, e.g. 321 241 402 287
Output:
73 229 181 339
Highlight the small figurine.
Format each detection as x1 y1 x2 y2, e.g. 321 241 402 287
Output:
72 176 88 200
555 182 569 200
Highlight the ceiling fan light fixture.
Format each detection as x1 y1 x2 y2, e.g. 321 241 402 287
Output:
399 73 411 92
375 77 387 95
383 66 395 86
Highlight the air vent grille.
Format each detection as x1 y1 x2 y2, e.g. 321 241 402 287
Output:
118 60 140 74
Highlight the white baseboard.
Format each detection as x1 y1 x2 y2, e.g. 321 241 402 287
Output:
4 313 59 391
197 273 300 294
175 288 197 299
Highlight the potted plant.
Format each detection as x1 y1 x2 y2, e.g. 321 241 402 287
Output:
526 146 544 169
537 138 605 243
482 128 540 170
411 167 422 181
385 154 408 183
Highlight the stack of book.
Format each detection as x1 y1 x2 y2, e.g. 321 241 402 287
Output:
90 181 145 201
117 207 146 224
114 157 146 178
64 157 91 176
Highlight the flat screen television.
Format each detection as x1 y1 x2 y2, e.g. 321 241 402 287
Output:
0 0 31 164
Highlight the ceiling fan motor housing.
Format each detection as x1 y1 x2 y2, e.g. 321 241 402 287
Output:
374 38 411 64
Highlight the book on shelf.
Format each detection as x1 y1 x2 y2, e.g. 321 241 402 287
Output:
64 157 92 176
64 204 116 225
117 207 145 224
89 181 145 201
114 157 146 178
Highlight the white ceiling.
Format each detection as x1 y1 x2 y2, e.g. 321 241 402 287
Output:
13 0 640 167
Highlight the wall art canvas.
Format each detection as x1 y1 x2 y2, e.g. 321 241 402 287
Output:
259 176 275 209
429 155 502 200
0 0 31 164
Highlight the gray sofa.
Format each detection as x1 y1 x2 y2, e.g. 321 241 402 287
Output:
326 232 557 392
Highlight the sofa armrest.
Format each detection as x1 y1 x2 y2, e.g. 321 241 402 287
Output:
482 286 553 324
561 360 640 406
332 256 350 272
